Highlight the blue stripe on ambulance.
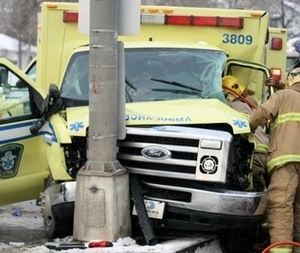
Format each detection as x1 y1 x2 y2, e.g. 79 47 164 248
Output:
0 121 57 144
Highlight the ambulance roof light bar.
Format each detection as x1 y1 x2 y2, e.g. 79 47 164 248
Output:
64 10 244 29
141 14 244 29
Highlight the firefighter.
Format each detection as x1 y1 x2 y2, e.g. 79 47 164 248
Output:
249 67 300 253
264 40 300 91
222 75 270 191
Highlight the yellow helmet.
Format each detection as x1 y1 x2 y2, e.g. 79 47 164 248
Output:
286 67 300 87
222 75 245 98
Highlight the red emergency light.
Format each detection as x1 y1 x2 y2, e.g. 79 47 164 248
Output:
141 14 244 29
166 15 243 28
271 67 282 80
270 37 283 50
63 11 79 23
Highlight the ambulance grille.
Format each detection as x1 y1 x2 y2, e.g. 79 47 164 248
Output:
118 134 198 174
117 126 231 182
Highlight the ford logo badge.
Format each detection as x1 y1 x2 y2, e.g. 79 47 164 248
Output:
141 146 171 160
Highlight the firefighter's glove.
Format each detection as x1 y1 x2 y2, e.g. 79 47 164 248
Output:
249 122 257 133
295 40 300 54
250 127 256 134
264 77 285 90
264 77 274 87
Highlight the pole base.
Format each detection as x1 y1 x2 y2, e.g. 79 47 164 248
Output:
73 166 131 241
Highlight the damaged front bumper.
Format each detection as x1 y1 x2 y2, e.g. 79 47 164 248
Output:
47 179 266 222
142 181 267 216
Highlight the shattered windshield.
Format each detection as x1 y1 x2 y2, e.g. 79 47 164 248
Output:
60 48 227 103
61 52 89 101
125 48 227 103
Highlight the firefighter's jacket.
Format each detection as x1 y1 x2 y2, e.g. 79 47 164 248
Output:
249 82 300 173
227 96 269 155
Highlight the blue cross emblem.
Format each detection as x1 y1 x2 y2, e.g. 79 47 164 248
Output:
70 121 84 131
233 119 247 128
3 158 14 170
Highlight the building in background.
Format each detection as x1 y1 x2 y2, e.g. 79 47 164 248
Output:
0 33 36 70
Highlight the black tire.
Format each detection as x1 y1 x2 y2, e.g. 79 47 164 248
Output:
40 176 73 239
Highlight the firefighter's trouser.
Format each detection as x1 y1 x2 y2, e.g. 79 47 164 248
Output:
267 162 300 243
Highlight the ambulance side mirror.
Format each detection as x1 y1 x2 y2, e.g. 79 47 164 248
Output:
30 83 63 135
40 83 61 115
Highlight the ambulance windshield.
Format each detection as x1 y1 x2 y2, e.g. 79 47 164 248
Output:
125 48 227 102
60 48 227 104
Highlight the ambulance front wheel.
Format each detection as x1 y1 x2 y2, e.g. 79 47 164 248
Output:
41 176 73 239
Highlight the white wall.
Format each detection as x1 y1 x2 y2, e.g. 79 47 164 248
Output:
0 33 36 70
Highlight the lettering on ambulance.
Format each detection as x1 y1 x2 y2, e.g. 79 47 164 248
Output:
126 114 192 122
0 144 23 179
157 117 192 122
126 114 152 121
222 34 253 45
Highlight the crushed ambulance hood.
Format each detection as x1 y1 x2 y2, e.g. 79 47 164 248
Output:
66 99 250 137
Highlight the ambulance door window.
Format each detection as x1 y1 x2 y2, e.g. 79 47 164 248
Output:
0 67 31 119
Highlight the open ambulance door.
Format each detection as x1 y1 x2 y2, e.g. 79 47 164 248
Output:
0 58 49 206
224 59 273 105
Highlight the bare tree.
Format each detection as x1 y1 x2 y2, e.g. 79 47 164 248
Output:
0 0 39 67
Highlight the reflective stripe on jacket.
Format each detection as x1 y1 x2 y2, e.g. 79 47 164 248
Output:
249 82 300 173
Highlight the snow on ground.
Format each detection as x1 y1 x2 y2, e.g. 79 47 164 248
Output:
0 239 223 253
0 200 223 252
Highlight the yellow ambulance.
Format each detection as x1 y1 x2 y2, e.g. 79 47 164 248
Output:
0 3 275 252
265 27 287 82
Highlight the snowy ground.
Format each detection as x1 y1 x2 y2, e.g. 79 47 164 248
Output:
0 200 223 253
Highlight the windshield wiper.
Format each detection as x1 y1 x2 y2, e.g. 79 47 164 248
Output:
125 89 133 102
125 77 137 91
150 78 202 92
150 88 202 96
125 77 136 103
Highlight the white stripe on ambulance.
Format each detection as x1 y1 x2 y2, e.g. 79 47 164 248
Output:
0 121 54 144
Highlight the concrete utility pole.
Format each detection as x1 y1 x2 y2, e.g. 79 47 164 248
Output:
73 0 131 242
